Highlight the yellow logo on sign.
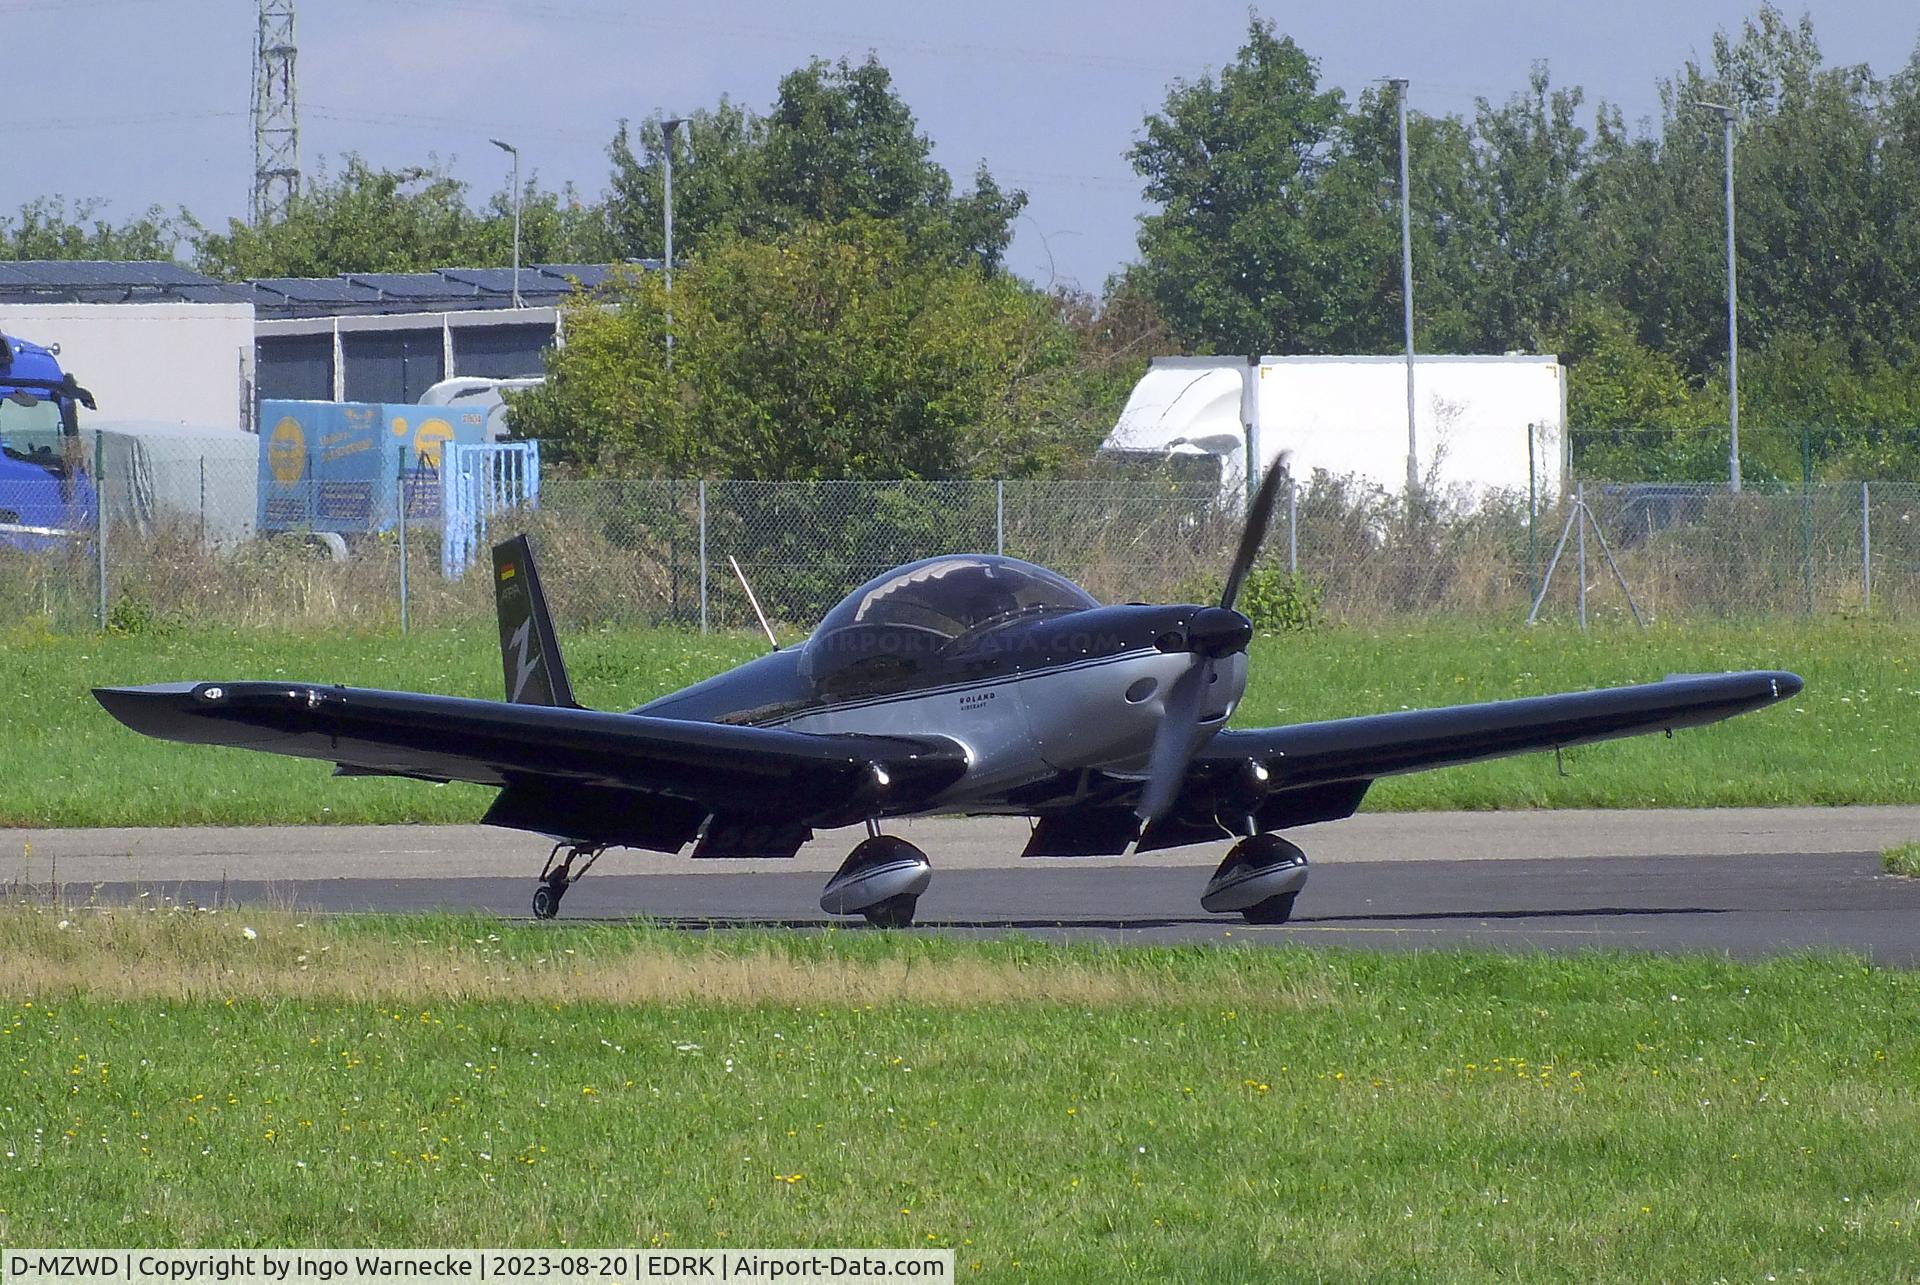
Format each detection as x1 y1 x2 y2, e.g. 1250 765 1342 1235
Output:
268 417 305 484
413 416 455 468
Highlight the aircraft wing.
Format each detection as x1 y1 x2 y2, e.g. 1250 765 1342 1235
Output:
1130 670 1802 851
93 681 968 851
1201 669 1802 786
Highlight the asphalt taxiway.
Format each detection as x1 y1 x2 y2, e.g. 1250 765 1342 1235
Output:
12 807 1920 961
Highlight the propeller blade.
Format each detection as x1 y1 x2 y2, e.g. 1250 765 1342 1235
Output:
1134 656 1212 828
1218 459 1289 612
1137 455 1290 836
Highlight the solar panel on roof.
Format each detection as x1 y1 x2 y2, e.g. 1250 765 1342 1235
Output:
534 263 632 290
344 272 482 299
0 260 216 288
253 277 382 303
169 284 255 304
438 267 527 293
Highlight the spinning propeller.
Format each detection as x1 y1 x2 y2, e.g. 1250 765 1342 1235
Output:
1134 461 1289 832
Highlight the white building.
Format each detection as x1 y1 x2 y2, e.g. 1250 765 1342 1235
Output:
0 299 256 433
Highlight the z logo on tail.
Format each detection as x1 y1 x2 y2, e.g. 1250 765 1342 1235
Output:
507 617 542 703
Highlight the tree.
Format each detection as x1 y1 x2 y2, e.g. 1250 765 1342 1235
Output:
1463 67 1595 352
0 196 187 261
1130 18 1372 354
1553 300 1719 480
1584 5 1918 377
193 156 607 279
1128 20 1508 356
602 57 1025 273
509 218 1088 480
603 98 766 264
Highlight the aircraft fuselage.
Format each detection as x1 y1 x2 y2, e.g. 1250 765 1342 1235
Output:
635 602 1251 814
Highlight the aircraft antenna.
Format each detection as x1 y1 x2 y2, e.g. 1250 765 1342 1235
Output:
729 556 780 651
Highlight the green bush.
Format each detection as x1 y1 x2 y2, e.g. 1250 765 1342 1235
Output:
1237 567 1323 632
104 598 179 638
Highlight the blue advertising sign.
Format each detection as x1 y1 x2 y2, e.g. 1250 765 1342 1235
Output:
257 400 489 534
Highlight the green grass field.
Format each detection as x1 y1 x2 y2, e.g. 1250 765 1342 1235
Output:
1 618 1910 827
1 910 1916 1279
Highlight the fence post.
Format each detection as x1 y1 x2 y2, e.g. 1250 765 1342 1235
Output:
1527 422 1539 603
1575 480 1587 632
94 433 106 629
1862 480 1871 612
396 446 410 633
1801 429 1814 616
198 455 207 546
698 480 709 635
1287 474 1298 574
995 479 1005 557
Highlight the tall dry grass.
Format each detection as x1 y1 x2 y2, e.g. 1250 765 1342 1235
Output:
0 905 1335 1010
8 475 1917 634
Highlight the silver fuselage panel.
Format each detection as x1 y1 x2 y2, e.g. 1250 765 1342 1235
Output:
777 649 1249 813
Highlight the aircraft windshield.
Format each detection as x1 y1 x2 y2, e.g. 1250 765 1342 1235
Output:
820 556 1097 641
804 556 1098 699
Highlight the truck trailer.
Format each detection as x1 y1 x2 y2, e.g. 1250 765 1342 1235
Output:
1100 354 1567 506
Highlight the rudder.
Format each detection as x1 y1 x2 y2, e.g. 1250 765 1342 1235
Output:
492 535 579 708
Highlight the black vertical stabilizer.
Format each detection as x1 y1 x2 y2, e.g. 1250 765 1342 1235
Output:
492 535 580 708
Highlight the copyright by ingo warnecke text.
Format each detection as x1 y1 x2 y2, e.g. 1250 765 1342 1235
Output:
5 1252 951 1284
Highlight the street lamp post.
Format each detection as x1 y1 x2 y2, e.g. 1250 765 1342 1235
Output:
490 137 522 309
1695 100 1740 492
1390 78 1417 496
661 116 687 357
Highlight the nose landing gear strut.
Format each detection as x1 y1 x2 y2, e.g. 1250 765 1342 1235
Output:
531 842 607 920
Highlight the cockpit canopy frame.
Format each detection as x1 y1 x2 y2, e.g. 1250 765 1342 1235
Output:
803 556 1099 700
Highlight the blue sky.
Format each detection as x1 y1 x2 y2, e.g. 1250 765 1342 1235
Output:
15 0 1917 288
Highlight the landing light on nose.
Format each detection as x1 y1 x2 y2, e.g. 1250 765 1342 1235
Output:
1155 606 1254 659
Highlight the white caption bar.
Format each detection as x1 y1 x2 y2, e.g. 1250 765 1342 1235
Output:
5 1252 952 1285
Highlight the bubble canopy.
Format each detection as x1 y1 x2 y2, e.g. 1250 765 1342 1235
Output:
804 556 1099 698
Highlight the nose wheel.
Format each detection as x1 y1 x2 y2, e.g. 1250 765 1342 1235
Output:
531 843 606 920
1201 834 1309 924
820 834 932 928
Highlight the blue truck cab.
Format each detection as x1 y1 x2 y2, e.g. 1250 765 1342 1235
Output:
0 333 97 545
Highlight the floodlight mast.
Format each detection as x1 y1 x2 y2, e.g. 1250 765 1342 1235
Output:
1390 78 1417 496
490 138 522 309
1694 99 1740 492
662 117 688 358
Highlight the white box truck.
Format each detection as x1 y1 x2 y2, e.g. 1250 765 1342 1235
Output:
1100 354 1567 505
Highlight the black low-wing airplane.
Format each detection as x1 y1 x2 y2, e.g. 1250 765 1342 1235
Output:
95 469 1802 927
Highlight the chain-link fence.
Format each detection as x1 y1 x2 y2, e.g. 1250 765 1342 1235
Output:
4 436 1920 633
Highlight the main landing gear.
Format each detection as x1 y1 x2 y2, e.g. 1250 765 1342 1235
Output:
531 842 607 920
1201 833 1310 924
819 831 933 928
